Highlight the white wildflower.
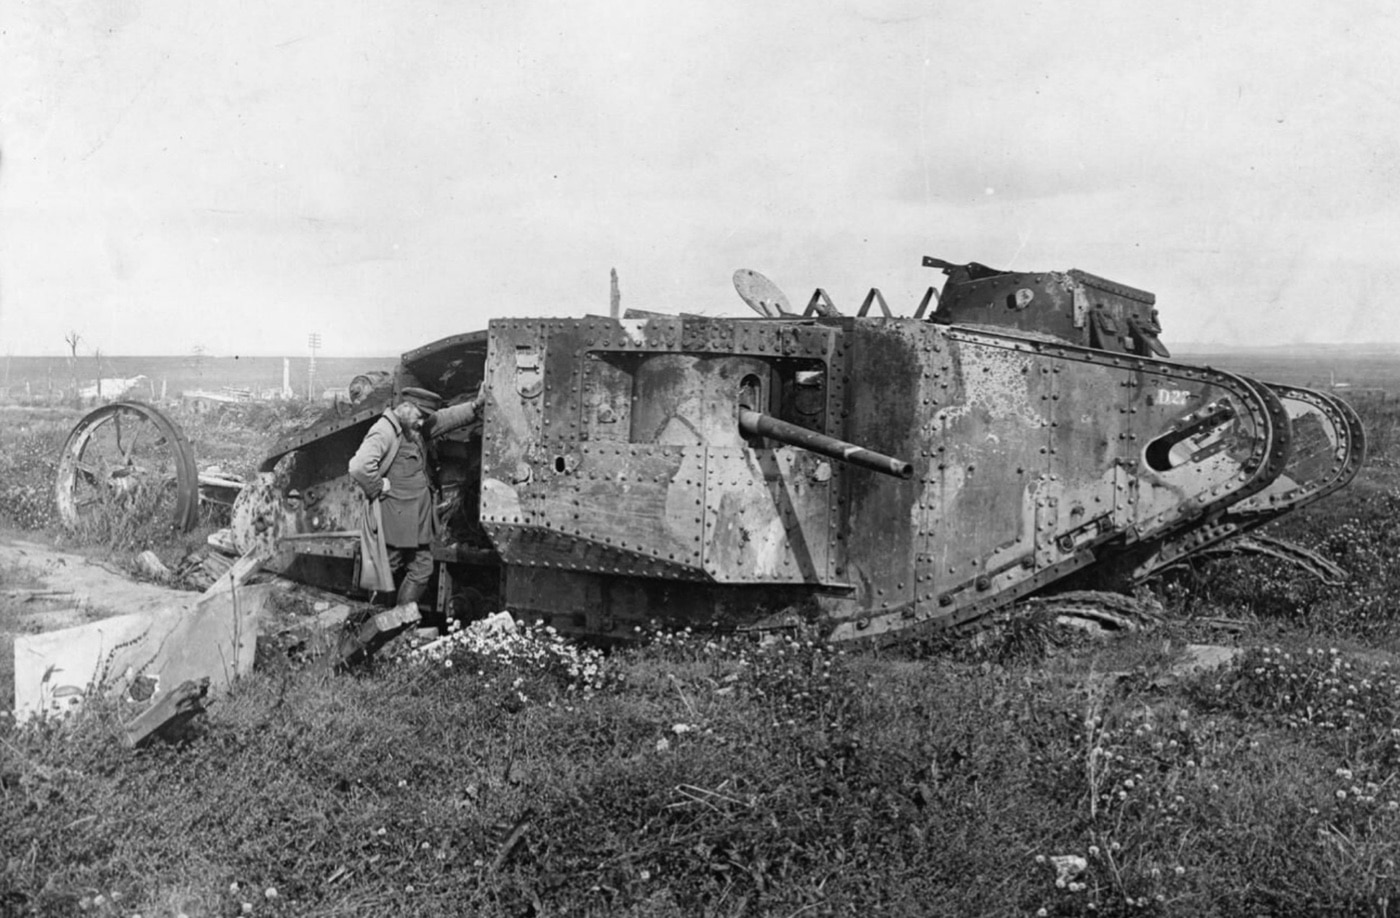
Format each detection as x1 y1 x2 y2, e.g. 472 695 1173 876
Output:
1050 854 1088 886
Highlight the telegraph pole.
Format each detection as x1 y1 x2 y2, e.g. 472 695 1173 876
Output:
307 332 321 400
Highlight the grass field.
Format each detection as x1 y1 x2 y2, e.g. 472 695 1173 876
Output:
3 363 1400 916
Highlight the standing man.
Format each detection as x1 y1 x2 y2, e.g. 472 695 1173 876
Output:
348 386 484 620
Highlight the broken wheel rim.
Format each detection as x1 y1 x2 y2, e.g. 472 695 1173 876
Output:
54 400 200 534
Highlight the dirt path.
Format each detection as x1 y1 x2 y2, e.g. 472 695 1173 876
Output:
0 535 198 633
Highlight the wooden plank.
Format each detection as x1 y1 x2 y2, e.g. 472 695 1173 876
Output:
203 547 267 595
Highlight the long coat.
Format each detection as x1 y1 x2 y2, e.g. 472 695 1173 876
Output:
347 401 483 591
348 412 405 591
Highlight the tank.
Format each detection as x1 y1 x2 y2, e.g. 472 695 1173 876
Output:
228 256 1365 643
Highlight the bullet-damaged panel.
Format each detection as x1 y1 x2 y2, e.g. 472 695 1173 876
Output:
581 356 634 443
830 320 927 617
482 320 547 484
703 447 835 584
490 442 707 575
918 333 1050 611
629 354 762 447
540 323 590 439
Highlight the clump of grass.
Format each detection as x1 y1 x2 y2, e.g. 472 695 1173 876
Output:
67 473 187 555
0 409 73 532
1159 490 1400 648
1188 645 1400 765
176 399 325 482
8 623 1400 916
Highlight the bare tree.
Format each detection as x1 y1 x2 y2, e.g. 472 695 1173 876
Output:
64 330 82 402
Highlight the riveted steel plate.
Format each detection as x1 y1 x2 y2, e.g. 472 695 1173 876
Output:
702 446 835 584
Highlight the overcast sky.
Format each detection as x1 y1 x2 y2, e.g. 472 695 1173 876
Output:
3 0 1398 356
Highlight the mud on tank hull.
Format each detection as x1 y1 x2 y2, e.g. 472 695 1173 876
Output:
231 282 1364 644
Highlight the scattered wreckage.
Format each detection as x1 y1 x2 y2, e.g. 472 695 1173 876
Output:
202 255 1363 645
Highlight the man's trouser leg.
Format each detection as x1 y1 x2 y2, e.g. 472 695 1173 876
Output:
394 545 433 607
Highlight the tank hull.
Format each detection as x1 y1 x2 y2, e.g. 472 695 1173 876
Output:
230 270 1365 644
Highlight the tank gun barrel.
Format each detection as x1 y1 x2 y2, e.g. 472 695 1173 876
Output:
738 408 913 479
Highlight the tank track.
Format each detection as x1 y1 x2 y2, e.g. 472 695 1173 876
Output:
941 589 1164 648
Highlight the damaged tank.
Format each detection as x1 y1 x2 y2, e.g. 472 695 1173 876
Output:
227 256 1365 643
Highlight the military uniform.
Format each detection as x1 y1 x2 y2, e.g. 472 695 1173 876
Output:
348 389 481 605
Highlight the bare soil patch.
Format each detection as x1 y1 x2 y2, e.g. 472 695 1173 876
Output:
0 534 197 631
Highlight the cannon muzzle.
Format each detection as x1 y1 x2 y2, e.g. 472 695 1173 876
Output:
738 409 913 479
